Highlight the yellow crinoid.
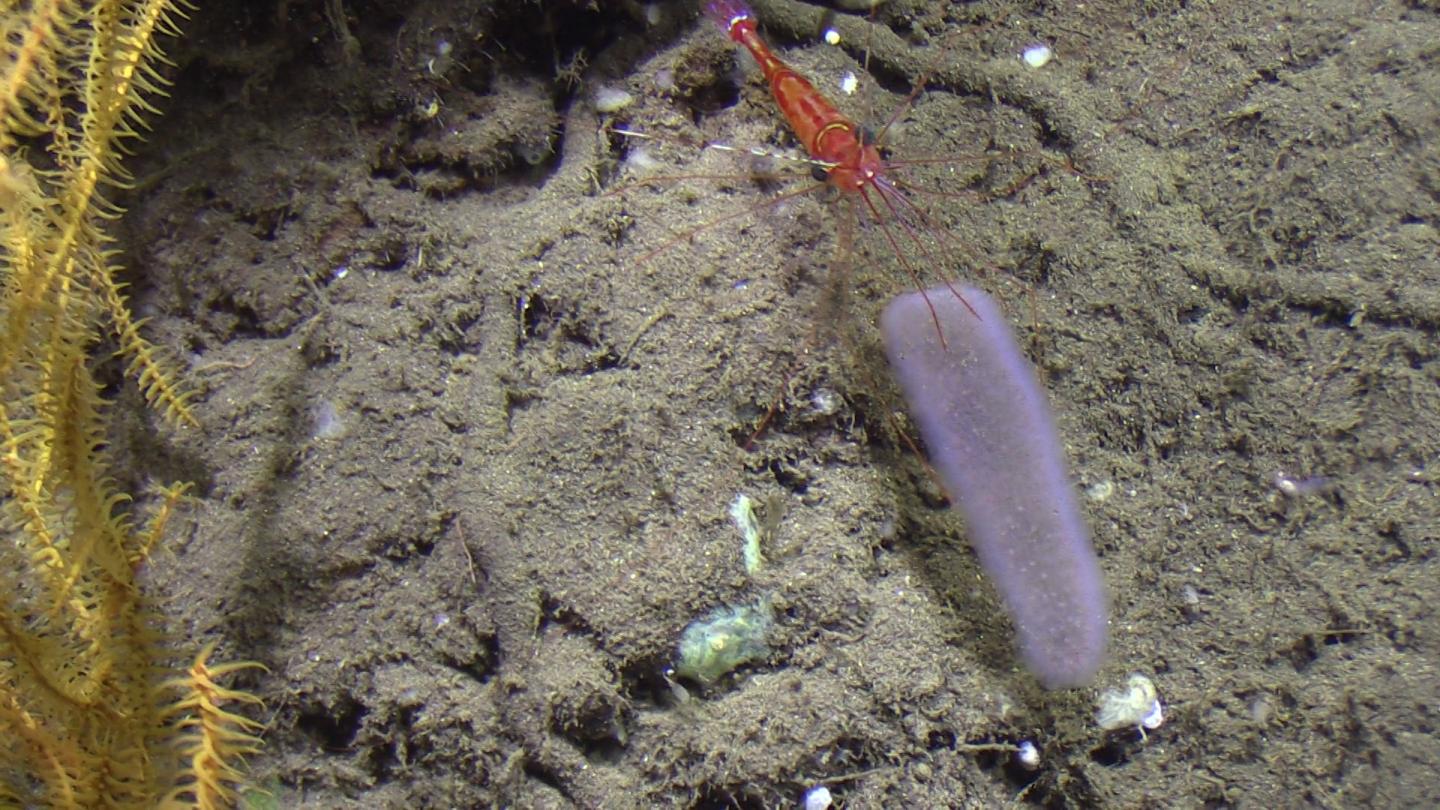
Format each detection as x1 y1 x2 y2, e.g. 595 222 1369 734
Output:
1 0 264 806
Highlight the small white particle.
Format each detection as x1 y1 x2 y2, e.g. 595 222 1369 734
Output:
1022 44 1053 69
1016 740 1040 769
1272 471 1332 498
839 70 858 95
1273 473 1301 496
803 785 833 810
811 387 841 415
824 28 841 46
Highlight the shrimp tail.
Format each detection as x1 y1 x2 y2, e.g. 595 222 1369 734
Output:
703 0 754 30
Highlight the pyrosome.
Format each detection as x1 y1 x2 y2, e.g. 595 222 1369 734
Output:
880 286 1107 689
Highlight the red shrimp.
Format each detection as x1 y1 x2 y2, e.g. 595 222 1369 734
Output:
701 0 979 339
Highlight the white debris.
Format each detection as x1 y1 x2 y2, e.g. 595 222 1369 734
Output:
803 785 833 810
1022 44 1053 69
310 400 346 440
594 85 635 113
1249 694 1274 724
730 494 764 574
622 146 660 173
810 386 841 415
839 70 859 96
1016 740 1041 769
1096 673 1164 738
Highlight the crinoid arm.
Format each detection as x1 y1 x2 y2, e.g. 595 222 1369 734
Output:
159 644 269 810
2 0 266 805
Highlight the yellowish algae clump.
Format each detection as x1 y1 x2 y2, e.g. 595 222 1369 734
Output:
674 599 773 684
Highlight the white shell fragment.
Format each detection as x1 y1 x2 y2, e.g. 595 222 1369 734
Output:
1096 673 1164 736
1141 696 1165 730
839 70 859 96
1022 43 1053 69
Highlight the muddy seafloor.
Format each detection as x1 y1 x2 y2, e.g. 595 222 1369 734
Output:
118 0 1440 806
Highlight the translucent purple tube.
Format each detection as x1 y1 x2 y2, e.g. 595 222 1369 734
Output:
881 286 1107 689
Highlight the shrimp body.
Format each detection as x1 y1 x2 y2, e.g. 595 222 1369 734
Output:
700 0 980 333
703 0 883 193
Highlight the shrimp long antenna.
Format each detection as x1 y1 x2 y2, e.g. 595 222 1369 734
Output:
879 173 1002 278
857 187 949 345
606 126 840 180
858 178 980 344
628 180 827 265
873 182 981 320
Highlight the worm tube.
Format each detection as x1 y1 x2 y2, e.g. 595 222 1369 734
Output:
881 286 1107 689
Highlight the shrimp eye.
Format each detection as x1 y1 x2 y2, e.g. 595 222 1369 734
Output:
811 165 830 182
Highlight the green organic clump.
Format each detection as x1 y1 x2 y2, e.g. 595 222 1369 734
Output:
674 599 773 684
